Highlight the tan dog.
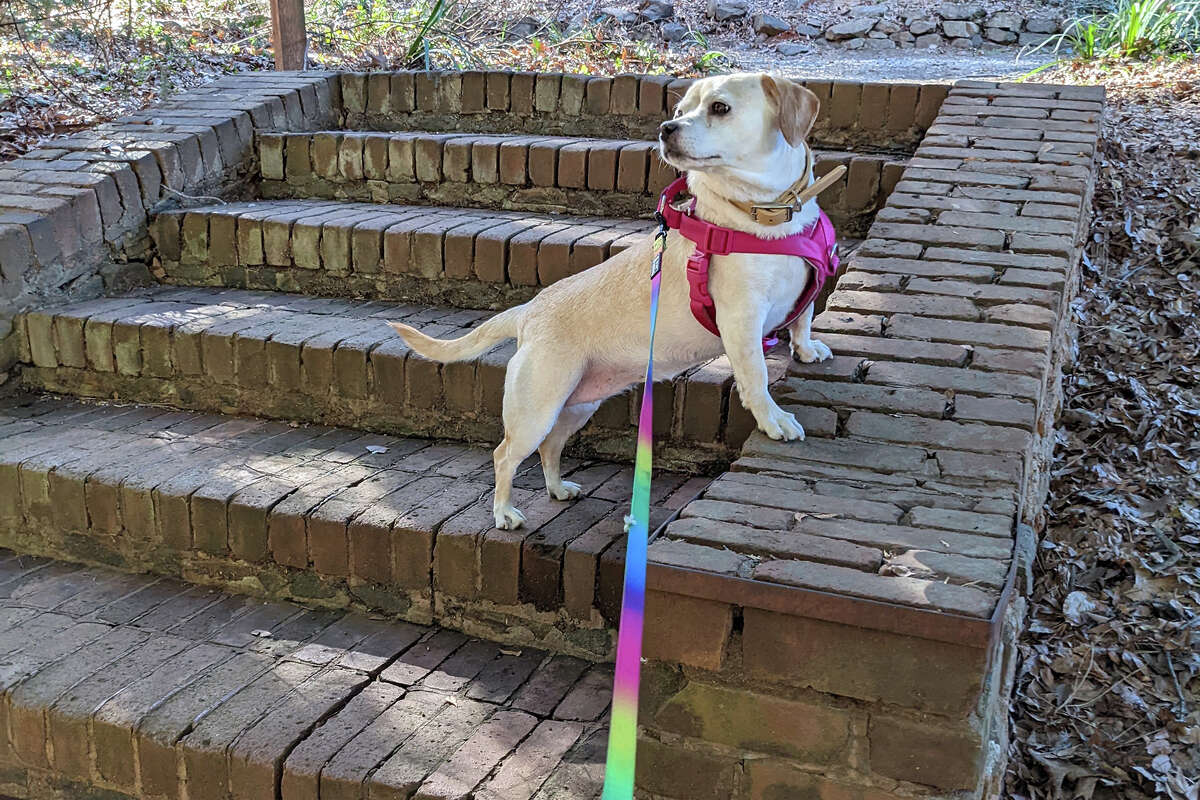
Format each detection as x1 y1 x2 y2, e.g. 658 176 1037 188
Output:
390 73 834 529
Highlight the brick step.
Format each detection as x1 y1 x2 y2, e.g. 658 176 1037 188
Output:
0 550 611 800
0 395 707 649
329 71 946 153
149 200 648 310
149 200 865 310
13 287 767 467
257 130 900 236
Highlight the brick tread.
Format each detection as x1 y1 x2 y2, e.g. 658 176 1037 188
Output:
0 394 697 634
13 286 756 464
0 548 606 800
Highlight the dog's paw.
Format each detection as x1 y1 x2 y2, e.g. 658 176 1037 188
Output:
792 337 833 364
759 407 806 442
494 504 527 530
549 480 582 501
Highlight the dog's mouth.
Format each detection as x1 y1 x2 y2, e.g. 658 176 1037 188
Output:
659 145 722 169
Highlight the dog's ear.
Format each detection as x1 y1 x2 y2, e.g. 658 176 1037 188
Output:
761 75 819 147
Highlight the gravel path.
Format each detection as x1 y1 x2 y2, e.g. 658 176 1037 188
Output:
722 41 1043 80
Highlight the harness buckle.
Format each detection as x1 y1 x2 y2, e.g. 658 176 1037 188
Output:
749 203 795 226
702 225 734 255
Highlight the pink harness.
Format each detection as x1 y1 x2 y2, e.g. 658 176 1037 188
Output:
656 176 841 350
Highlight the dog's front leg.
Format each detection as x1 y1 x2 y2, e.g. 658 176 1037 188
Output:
721 312 805 442
787 305 833 364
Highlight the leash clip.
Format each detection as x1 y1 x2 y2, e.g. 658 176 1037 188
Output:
650 211 669 277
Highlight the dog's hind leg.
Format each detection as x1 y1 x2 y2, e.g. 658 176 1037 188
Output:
538 400 602 501
492 347 583 530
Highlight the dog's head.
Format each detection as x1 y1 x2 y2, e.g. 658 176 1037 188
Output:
658 73 819 179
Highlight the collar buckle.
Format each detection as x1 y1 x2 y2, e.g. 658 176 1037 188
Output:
749 203 795 226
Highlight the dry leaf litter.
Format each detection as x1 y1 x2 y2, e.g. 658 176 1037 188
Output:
1006 58 1200 800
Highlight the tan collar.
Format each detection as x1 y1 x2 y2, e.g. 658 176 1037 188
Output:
726 148 848 226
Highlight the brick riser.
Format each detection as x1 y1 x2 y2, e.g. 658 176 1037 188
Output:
149 201 648 312
13 289 773 472
332 71 949 153
0 552 614 800
147 200 865 314
255 131 901 240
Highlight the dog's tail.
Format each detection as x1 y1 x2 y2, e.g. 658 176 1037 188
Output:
388 305 522 363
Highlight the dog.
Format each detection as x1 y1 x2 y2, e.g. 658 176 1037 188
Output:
390 73 834 530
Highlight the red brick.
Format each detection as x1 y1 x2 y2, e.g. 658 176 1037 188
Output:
413 710 538 800
486 71 510 110
869 713 983 790
636 736 738 800
743 609 987 712
644 590 731 671
511 655 590 716
654 681 852 763
474 719 583 800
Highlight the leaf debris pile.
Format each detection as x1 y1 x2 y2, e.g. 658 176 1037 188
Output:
0 0 722 163
1007 58 1200 800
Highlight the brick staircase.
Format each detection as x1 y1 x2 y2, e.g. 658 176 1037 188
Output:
0 70 1102 800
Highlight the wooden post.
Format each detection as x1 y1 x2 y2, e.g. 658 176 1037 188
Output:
269 0 307 71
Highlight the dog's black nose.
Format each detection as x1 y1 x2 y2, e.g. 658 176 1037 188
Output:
659 121 680 139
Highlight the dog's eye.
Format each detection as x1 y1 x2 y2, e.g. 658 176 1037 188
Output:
710 101 730 116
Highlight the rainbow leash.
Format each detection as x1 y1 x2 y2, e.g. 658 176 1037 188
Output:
600 213 669 800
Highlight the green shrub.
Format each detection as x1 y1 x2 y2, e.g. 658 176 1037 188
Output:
1027 0 1200 63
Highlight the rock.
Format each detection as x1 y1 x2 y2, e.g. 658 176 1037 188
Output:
855 3 889 14
986 11 1022 30
875 19 901 33
891 29 915 42
598 7 637 23
915 32 943 47
752 12 790 35
868 30 888 38
909 18 937 34
777 41 809 54
507 15 542 37
863 36 896 48
937 2 984 20
942 19 980 38
707 0 747 20
1019 31 1053 46
825 16 878 39
897 37 915 48
793 22 822 36
950 36 974 47
1025 16 1060 33
661 20 689 40
845 37 866 48
985 26 1018 43
640 0 675 21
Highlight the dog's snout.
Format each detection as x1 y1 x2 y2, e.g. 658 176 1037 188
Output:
659 120 680 140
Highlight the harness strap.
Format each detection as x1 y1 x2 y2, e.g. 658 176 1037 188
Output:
657 176 842 350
